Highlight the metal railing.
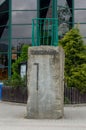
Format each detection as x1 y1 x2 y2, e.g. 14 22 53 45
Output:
64 87 86 104
32 18 58 46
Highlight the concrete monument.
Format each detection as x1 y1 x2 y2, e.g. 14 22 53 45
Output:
27 46 64 119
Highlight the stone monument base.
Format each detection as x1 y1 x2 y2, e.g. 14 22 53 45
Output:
27 46 64 119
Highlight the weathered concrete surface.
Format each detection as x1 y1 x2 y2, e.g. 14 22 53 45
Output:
27 46 64 119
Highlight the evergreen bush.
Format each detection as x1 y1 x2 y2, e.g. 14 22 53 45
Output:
59 28 86 93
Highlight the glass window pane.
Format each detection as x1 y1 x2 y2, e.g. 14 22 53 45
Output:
12 39 31 48
0 53 8 80
74 24 86 37
12 11 37 24
12 25 32 38
75 0 86 8
58 0 72 37
0 39 8 52
58 0 66 7
0 54 8 66
46 0 52 18
40 0 52 18
0 0 9 43
75 10 86 23
0 24 9 39
12 0 37 10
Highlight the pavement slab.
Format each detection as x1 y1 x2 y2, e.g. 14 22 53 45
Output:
0 101 86 130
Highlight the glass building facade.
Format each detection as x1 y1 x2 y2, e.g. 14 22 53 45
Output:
0 0 86 79
74 0 86 41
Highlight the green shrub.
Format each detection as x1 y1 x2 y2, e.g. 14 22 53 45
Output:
12 44 29 80
4 44 29 88
3 75 26 88
59 28 86 93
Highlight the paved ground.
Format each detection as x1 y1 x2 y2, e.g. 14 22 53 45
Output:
0 101 86 130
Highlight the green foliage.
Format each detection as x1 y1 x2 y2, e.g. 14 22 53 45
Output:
3 75 26 89
4 44 29 88
69 64 86 93
3 75 27 95
59 28 86 93
12 44 29 79
64 97 70 104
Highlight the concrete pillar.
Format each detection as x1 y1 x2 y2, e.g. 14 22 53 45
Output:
27 46 64 119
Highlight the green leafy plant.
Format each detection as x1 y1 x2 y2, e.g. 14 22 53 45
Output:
3 75 26 88
12 44 29 80
64 97 70 104
59 28 86 93
4 44 29 88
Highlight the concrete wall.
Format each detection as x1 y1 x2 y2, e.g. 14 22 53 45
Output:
27 46 64 119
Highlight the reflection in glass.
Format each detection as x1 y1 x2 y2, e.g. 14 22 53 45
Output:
12 0 37 10
74 0 86 8
58 0 72 38
74 0 86 42
75 24 86 37
12 11 37 24
75 10 86 23
12 0 37 49
0 0 9 79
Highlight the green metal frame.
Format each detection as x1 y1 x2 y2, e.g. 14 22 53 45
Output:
32 18 58 46
32 0 58 46
8 0 12 77
52 0 58 46
52 0 57 18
